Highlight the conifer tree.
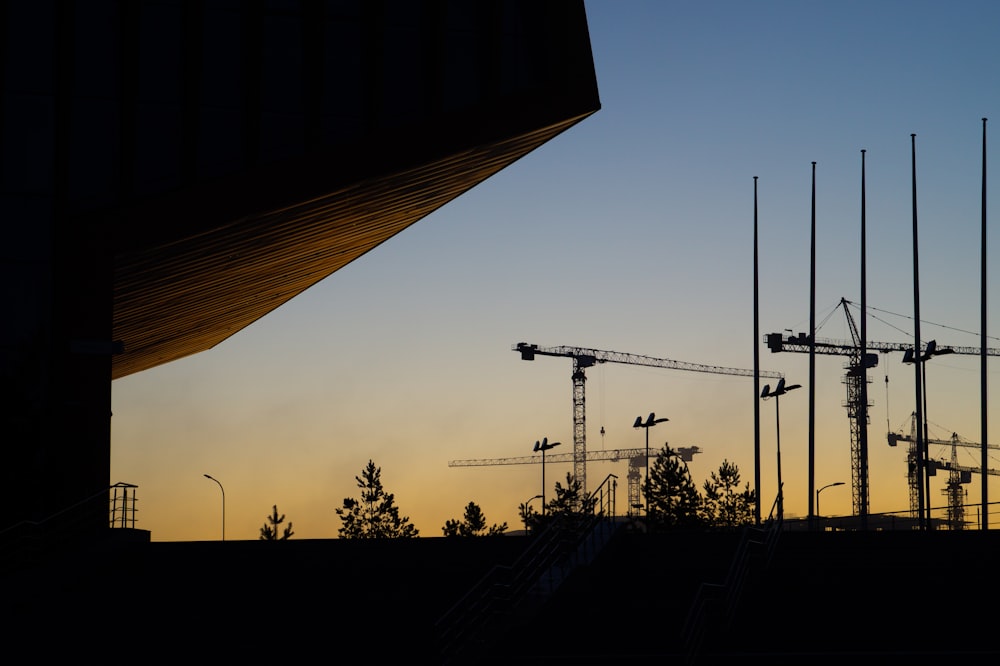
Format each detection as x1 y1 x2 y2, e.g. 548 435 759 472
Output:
336 460 419 538
259 504 294 540
644 445 704 530
701 460 756 528
520 472 599 534
442 501 507 537
546 472 597 517
518 500 539 533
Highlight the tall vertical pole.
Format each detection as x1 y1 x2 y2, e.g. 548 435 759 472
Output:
753 176 762 526
204 474 225 541
911 133 926 530
860 149 869 530
645 427 650 515
541 447 547 516
808 162 817 529
982 117 989 530
923 360 932 525
775 395 783 519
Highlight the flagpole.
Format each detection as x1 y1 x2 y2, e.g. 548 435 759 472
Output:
753 176 762 526
911 133 926 530
981 117 989 530
860 149 869 530
808 162 817 530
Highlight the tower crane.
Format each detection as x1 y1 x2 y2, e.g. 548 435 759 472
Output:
448 446 702 516
888 413 1000 529
513 342 781 496
766 297 1000 520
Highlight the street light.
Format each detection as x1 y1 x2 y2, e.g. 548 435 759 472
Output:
633 412 669 514
903 340 954 527
761 378 801 520
532 438 561 515
522 494 543 531
204 474 225 541
816 481 845 518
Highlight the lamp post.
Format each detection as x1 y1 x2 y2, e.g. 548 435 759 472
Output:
903 340 954 527
521 494 543 532
816 481 845 519
532 438 561 515
204 474 225 541
633 412 669 514
761 378 801 520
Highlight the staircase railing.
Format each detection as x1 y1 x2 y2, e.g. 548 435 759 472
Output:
680 491 783 664
435 474 620 663
0 482 140 571
525 473 619 599
109 483 139 529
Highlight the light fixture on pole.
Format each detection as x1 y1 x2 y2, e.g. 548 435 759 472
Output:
903 340 954 527
816 481 845 518
633 412 669 514
521 494 543 532
532 438 561 515
204 473 225 541
761 378 801 520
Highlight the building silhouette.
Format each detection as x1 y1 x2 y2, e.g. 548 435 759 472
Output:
0 0 601 536
5 5 1000 662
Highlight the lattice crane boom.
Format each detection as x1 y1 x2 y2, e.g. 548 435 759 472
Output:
768 334 1000 357
767 298 1000 520
449 446 703 515
448 446 702 467
889 419 1000 528
516 343 785 378
514 342 780 496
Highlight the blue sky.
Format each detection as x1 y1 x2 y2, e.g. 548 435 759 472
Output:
111 1 1000 540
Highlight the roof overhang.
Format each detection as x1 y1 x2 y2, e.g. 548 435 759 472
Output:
112 101 598 379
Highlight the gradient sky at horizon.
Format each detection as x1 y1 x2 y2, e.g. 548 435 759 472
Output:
111 0 1000 540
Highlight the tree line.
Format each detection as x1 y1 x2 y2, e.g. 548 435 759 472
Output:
258 446 755 540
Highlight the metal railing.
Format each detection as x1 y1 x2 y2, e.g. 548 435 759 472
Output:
590 473 617 519
109 482 139 529
0 483 141 571
680 491 783 665
435 474 620 663
791 499 1000 531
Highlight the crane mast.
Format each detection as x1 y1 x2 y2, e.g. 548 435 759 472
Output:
840 299 875 521
767 297 1000 519
933 457 1000 529
888 413 1000 528
514 342 781 497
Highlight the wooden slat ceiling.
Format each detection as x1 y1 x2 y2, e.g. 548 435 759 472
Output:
111 113 591 379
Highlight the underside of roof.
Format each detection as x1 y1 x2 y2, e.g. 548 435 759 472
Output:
103 1 600 379
112 107 597 379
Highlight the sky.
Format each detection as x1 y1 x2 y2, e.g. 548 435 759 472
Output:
110 0 1000 541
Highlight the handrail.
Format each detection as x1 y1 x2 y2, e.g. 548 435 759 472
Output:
681 490 782 664
109 482 139 529
436 476 622 663
0 482 138 537
0 482 141 575
435 514 572 661
766 487 781 525
588 473 618 518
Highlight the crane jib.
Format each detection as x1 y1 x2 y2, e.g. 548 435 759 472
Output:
513 342 783 379
512 341 780 498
